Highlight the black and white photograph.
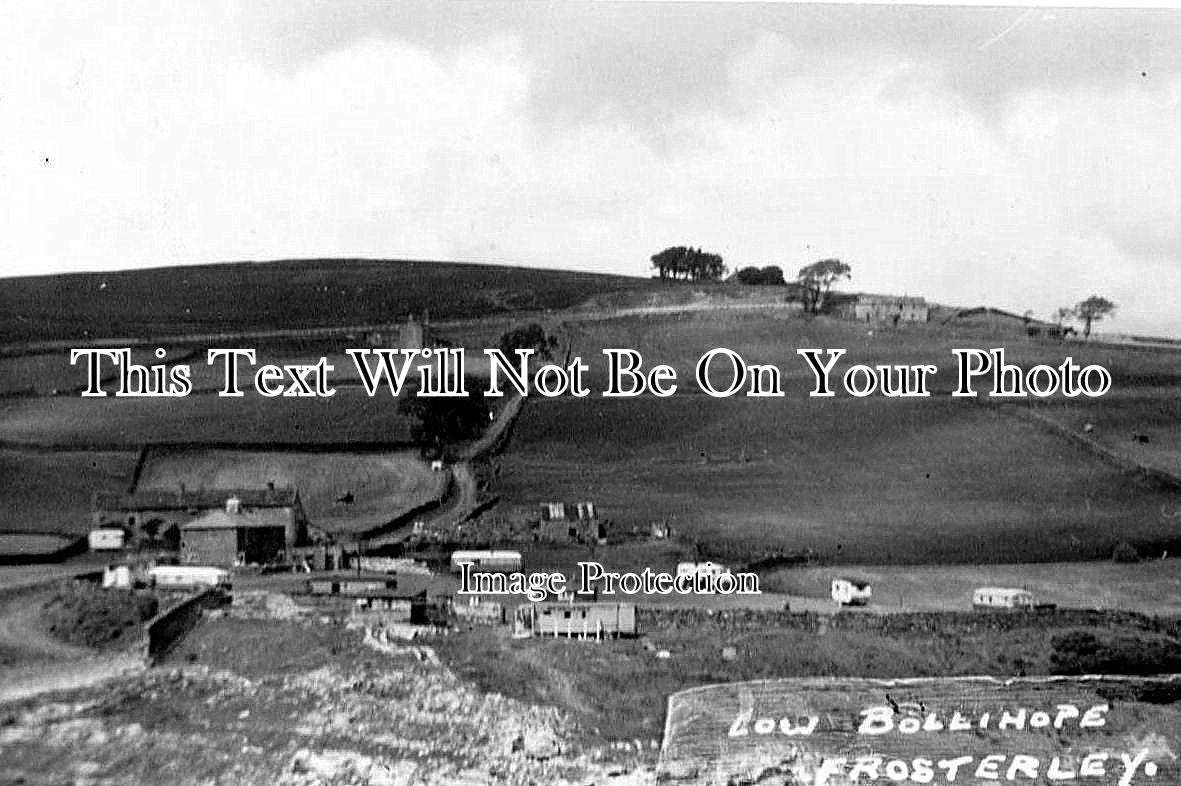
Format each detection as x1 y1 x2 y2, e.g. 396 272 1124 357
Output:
2 2 1180 784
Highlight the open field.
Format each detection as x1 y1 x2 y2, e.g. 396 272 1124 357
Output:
0 388 414 448
544 309 1181 393
136 447 448 535
0 258 661 345
494 392 1181 565
0 346 495 411
765 558 1181 614
471 309 1181 566
0 449 139 533
0 347 198 397
0 534 78 562
1031 387 1181 477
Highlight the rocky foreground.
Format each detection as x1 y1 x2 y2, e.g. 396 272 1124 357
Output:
0 631 656 786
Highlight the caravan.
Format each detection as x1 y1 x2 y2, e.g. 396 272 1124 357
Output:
149 565 230 589
831 578 872 606
973 587 1035 610
449 549 523 574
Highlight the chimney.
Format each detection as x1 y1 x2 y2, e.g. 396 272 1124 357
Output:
225 496 241 515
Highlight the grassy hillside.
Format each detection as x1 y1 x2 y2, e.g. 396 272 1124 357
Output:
0 258 656 345
2 259 1177 568
0 388 415 448
496 394 1181 564
0 449 139 533
486 311 1181 565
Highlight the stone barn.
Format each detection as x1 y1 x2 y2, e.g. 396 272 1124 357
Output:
850 295 929 325
179 496 296 566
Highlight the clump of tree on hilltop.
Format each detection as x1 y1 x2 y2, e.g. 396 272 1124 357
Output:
650 246 727 281
648 248 854 314
733 265 787 286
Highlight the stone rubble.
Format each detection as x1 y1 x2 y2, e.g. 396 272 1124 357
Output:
0 642 657 786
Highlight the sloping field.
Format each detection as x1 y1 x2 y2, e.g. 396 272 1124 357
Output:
0 388 412 448
135 448 447 534
1031 387 1181 478
0 258 658 345
0 345 493 402
480 310 1181 565
549 310 1181 394
0 347 198 397
0 449 139 533
494 392 1181 565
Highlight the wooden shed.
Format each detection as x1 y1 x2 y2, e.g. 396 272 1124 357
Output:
520 600 637 639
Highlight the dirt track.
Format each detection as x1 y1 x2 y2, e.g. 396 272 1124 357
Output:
0 588 93 662
0 583 146 706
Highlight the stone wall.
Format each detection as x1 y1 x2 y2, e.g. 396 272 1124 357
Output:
143 588 228 663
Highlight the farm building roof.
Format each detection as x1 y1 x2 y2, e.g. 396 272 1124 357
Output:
95 486 301 512
533 600 636 612
856 294 927 306
180 508 290 531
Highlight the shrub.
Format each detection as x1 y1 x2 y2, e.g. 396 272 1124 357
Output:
1112 541 1141 563
42 582 159 650
1050 629 1181 675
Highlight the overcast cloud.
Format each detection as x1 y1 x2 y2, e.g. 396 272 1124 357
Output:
2 1 1180 336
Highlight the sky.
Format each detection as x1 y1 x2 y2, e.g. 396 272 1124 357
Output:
2 2 1180 336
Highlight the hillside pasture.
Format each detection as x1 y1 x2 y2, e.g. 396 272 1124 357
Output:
0 388 413 448
1031 386 1181 477
435 610 1181 744
0 533 79 561
0 344 495 403
0 347 197 397
172 347 495 393
494 393 1181 565
550 310 1181 396
135 447 448 535
0 449 139 533
0 258 661 345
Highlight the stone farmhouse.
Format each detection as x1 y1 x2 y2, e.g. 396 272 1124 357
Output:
848 295 930 325
92 484 310 556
